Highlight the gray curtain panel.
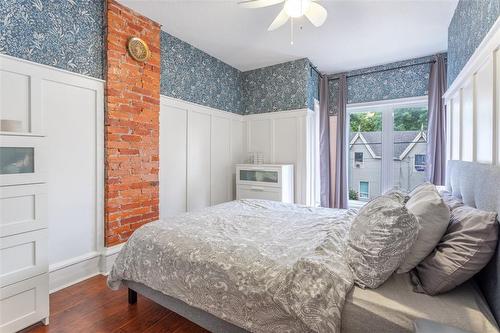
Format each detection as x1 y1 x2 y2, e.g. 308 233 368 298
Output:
319 76 331 207
334 74 348 209
426 54 447 185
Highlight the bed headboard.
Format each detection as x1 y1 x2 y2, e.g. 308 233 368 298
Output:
446 160 500 325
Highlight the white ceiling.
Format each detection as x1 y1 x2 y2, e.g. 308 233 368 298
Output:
120 0 458 74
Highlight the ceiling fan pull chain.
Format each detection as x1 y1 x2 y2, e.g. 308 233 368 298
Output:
291 17 294 45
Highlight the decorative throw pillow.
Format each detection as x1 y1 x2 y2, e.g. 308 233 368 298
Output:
383 189 409 205
409 182 435 197
397 187 450 273
346 194 419 288
412 205 498 295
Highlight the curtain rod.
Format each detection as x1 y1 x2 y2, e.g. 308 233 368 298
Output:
328 60 436 81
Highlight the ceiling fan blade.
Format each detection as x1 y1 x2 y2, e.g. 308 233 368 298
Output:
304 2 327 27
238 0 284 9
268 9 290 31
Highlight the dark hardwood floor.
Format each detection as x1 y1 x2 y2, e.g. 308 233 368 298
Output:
21 275 210 333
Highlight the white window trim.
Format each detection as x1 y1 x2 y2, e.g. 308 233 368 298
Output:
346 96 428 195
359 181 369 199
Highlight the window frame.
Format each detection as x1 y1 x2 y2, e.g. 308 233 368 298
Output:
346 96 428 196
414 154 427 172
359 181 369 199
354 152 364 164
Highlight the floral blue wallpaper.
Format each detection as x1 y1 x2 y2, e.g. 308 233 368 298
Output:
327 55 443 114
307 65 320 110
0 0 104 79
447 0 499 87
160 31 243 114
241 58 315 114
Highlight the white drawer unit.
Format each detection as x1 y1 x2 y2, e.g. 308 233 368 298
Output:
1 83 49 331
236 164 294 203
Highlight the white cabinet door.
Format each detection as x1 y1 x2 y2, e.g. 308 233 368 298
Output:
187 111 211 211
160 105 187 217
211 116 231 205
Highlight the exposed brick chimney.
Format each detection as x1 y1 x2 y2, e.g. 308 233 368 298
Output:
104 0 161 246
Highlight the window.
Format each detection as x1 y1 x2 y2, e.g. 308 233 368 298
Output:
347 97 428 207
354 152 364 163
414 154 426 172
359 181 369 199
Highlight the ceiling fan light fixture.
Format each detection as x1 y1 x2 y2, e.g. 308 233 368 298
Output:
284 0 311 18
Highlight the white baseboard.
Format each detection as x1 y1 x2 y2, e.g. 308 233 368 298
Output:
48 243 125 293
99 243 125 275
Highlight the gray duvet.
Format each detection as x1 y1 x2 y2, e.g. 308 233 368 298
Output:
108 199 357 333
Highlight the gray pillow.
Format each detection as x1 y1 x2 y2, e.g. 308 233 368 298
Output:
346 194 419 288
397 187 450 273
438 189 464 211
412 205 498 295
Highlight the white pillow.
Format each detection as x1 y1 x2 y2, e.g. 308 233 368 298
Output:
397 186 450 273
346 194 419 288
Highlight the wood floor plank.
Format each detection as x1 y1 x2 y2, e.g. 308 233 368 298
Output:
21 275 210 333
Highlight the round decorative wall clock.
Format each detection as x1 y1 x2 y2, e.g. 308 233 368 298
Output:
127 37 151 62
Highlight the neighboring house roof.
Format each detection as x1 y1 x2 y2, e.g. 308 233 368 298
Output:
349 130 427 160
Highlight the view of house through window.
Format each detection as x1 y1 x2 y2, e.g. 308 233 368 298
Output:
348 99 428 206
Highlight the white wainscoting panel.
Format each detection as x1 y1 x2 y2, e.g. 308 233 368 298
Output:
187 110 212 211
246 118 272 163
243 109 315 205
159 104 188 217
159 96 244 217
461 79 474 162
230 120 244 199
444 17 500 167
450 92 461 160
44 79 100 264
475 58 494 163
211 115 231 205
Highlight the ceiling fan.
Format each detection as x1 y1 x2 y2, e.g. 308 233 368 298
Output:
238 0 328 32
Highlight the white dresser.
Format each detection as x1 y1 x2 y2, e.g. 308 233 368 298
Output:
236 164 294 203
1 108 49 330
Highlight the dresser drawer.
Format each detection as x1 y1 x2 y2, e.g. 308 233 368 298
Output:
0 136 47 187
0 229 48 287
237 185 282 202
0 184 47 237
0 273 49 333
236 166 282 188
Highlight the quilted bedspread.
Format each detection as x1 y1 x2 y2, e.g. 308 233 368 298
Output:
108 199 356 333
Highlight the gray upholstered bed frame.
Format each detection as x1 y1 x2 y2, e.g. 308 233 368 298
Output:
125 160 500 332
446 161 500 325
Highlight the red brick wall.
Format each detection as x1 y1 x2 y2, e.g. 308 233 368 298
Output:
105 0 161 246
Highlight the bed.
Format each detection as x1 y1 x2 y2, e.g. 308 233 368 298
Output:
108 161 500 333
